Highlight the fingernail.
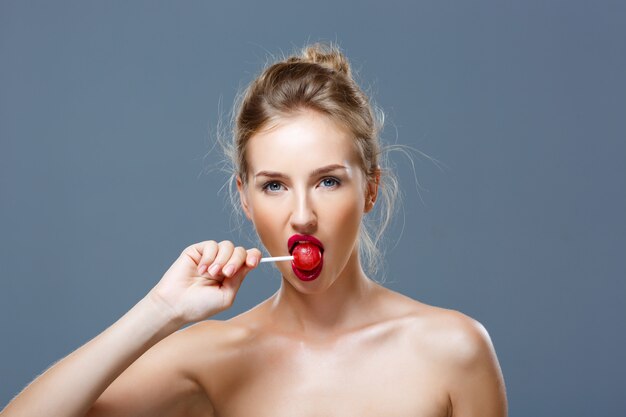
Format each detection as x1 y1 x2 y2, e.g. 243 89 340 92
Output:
223 264 235 277
208 263 221 276
198 264 207 275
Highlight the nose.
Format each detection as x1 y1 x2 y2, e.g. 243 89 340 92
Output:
289 190 317 233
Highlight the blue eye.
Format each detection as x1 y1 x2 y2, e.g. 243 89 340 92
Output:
262 181 283 193
320 177 340 188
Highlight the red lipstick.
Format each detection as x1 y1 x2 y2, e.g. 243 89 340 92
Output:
287 234 324 281
288 234 324 254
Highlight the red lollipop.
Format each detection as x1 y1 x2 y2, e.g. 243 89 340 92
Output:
292 243 322 271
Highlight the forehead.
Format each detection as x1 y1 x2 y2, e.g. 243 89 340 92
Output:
245 111 359 176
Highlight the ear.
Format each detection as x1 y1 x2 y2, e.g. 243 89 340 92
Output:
236 175 252 220
364 168 381 213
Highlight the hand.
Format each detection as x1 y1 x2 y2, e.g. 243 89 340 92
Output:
146 240 262 325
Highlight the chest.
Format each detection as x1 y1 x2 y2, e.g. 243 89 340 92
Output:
201 333 451 417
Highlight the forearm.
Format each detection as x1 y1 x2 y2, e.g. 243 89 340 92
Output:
1 295 182 417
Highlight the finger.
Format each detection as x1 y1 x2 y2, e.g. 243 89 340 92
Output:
182 241 205 265
245 248 262 268
222 246 248 278
220 262 252 305
207 240 235 277
196 240 219 275
221 248 262 303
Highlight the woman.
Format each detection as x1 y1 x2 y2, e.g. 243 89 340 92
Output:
1 43 507 417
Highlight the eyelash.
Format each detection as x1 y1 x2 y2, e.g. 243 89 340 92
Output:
261 177 341 193
261 181 284 193
320 177 340 188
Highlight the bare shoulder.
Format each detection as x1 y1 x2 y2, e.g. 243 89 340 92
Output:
87 320 248 417
389 295 507 416
172 318 257 362
173 315 266 373
421 306 494 363
379 288 498 367
178 318 254 343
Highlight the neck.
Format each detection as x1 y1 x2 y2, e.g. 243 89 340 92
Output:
268 253 380 339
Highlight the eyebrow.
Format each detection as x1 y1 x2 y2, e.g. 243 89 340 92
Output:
254 164 348 179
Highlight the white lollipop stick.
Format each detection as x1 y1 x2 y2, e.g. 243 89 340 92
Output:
260 255 294 263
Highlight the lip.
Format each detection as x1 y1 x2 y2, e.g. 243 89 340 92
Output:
292 256 324 281
287 234 325 254
287 234 325 281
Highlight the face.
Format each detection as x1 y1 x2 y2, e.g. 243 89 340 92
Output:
237 110 376 292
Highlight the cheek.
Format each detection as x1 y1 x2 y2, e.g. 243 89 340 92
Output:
248 197 288 252
321 193 364 246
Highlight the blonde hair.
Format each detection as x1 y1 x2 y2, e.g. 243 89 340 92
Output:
219 42 400 279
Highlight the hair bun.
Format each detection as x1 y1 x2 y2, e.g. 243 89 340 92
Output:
299 42 352 77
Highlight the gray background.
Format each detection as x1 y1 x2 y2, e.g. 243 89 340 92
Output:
1 1 625 415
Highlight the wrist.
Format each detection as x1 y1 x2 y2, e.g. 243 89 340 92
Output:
137 293 185 337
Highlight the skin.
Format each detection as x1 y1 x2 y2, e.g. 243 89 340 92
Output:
1 109 507 417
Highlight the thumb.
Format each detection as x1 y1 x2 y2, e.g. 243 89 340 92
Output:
221 265 250 304
222 248 261 303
